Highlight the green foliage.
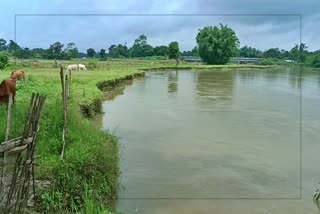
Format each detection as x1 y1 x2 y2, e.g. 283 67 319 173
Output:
168 42 180 60
87 60 98 69
257 58 277 65
130 35 154 57
289 43 308 63
306 54 320 68
99 48 107 59
191 46 199 56
46 42 71 60
87 48 96 58
0 52 9 69
0 38 7 51
8 40 20 53
65 42 79 58
263 48 281 58
109 44 129 58
154 45 168 56
239 45 263 58
196 24 239 64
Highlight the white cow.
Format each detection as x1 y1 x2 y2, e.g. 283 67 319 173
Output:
67 64 78 72
78 64 87 71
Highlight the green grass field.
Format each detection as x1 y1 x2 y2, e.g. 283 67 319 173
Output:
0 59 272 213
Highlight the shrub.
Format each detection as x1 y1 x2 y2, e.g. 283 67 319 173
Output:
0 52 9 69
257 58 276 65
87 60 98 70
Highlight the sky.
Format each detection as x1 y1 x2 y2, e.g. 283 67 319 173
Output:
0 0 319 52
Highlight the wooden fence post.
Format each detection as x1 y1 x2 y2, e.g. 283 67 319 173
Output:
5 94 13 142
60 67 71 160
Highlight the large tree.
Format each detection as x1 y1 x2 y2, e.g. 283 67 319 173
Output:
290 43 308 63
196 24 239 64
154 45 168 56
239 45 262 58
130 34 154 57
65 42 79 58
109 44 129 58
46 42 67 59
168 41 180 66
8 40 20 53
99 48 107 59
87 48 96 58
263 48 281 58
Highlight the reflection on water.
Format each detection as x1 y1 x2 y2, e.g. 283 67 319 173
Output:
168 70 178 93
102 68 320 214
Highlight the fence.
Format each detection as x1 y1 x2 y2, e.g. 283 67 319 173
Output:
60 65 71 160
0 93 46 213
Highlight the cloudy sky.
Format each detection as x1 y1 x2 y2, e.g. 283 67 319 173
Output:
0 0 319 52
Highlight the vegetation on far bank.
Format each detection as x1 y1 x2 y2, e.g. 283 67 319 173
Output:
0 22 319 69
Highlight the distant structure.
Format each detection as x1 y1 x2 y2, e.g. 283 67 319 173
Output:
230 57 263 64
285 59 295 63
182 56 202 63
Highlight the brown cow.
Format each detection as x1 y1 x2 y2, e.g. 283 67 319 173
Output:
0 75 17 104
11 69 26 81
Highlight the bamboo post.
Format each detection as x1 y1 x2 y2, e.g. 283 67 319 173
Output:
60 75 68 160
5 94 13 142
68 69 72 99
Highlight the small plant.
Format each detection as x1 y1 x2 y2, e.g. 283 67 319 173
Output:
0 52 9 69
40 191 63 213
87 60 98 70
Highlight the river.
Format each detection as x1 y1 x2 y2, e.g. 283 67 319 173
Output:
102 67 320 214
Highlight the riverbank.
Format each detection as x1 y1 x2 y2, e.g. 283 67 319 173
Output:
0 59 273 213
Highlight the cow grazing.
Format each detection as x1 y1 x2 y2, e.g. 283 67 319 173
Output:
78 64 87 71
67 64 78 72
0 76 17 104
11 69 26 81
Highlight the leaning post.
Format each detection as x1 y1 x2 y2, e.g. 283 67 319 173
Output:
5 94 13 142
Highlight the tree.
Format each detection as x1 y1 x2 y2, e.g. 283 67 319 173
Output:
87 48 96 58
46 42 66 59
263 48 281 58
0 39 7 51
168 42 180 66
191 46 199 56
99 48 107 59
196 24 239 64
13 47 32 59
109 44 129 58
8 40 20 53
289 43 308 63
239 45 262 58
154 45 168 56
130 34 154 57
30 48 46 59
65 42 79 58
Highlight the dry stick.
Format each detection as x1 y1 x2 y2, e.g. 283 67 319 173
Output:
5 94 13 142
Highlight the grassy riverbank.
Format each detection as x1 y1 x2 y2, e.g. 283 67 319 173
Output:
0 59 272 213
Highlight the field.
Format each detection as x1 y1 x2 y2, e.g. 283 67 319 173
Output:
0 59 271 213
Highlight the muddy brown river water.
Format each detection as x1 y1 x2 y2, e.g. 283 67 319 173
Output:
102 67 320 214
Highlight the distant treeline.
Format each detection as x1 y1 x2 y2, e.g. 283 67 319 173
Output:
0 24 319 67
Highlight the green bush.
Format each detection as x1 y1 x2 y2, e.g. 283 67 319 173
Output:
87 60 98 70
257 58 277 65
0 52 9 69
